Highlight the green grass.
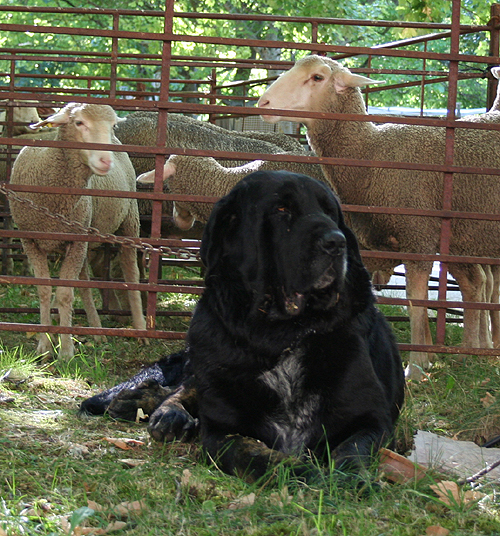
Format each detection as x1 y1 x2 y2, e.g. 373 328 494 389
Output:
1 281 500 534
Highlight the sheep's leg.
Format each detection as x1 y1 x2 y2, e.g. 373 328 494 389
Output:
449 263 488 350
78 258 106 343
480 265 494 349
404 261 434 381
54 241 89 358
21 239 54 356
119 245 146 333
490 265 500 348
119 210 147 335
88 247 129 322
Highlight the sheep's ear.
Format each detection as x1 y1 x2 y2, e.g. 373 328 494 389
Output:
162 160 177 181
334 71 385 93
173 203 195 230
136 169 155 184
492 66 500 80
29 108 70 130
37 107 56 117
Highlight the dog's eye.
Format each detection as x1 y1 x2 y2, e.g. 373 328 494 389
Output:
277 206 291 216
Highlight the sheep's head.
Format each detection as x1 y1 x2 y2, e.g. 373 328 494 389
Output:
30 102 118 176
136 156 196 230
0 101 42 135
258 55 384 126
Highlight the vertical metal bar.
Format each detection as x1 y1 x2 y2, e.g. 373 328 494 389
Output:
436 0 461 345
420 42 427 117
208 68 217 124
365 55 372 108
110 13 119 99
2 57 17 275
487 3 500 109
145 0 174 331
311 20 318 53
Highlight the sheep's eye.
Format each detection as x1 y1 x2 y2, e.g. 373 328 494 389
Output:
313 74 324 81
75 120 84 126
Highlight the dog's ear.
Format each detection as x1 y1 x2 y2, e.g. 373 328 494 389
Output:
341 222 364 266
323 188 364 267
338 212 374 310
200 191 239 274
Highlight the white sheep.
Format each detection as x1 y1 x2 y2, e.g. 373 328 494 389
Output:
114 111 306 175
136 153 327 229
258 55 500 379
9 102 146 358
0 103 42 136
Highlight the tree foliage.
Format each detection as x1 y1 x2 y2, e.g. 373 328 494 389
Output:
1 0 498 110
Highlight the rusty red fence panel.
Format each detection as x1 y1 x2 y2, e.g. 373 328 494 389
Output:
1 1 500 358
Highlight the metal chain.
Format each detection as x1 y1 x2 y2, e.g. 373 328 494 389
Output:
0 183 200 262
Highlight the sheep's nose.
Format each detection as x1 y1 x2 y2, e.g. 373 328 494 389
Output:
319 229 346 256
257 96 269 108
100 155 112 169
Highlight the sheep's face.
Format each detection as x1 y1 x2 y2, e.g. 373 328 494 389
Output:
258 55 384 126
258 57 334 126
70 107 116 176
33 103 118 176
0 104 41 136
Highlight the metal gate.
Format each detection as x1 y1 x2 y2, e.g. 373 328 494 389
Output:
1 0 500 359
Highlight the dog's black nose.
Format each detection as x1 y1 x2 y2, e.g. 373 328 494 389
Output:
319 229 346 255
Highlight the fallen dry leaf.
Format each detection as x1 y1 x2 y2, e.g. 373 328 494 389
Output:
103 437 145 450
75 521 127 535
426 525 450 535
60 516 71 534
181 468 192 486
112 500 147 517
228 493 256 510
104 521 127 533
480 392 496 408
430 481 486 508
84 521 127 534
87 500 104 512
269 488 293 508
430 481 461 506
463 489 486 504
119 458 146 468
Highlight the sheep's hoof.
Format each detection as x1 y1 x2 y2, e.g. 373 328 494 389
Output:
404 363 427 381
36 334 55 357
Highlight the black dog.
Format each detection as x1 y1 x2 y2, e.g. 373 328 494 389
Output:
81 171 405 482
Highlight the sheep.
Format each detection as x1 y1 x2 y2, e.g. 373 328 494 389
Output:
114 111 313 237
114 110 306 175
136 153 327 229
257 55 500 380
0 103 42 136
9 102 146 358
1 129 60 276
1 129 58 184
87 111 311 317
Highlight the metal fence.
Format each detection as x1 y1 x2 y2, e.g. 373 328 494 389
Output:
1 0 500 357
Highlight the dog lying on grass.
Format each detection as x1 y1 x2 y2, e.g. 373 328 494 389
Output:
81 171 405 483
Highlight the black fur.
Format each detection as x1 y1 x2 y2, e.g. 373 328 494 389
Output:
81 171 404 483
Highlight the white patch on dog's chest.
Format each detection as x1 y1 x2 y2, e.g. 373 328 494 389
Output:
259 349 320 454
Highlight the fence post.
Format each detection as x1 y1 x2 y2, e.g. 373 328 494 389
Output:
487 3 500 109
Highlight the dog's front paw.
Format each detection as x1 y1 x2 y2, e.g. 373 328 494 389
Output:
148 403 199 443
107 379 173 422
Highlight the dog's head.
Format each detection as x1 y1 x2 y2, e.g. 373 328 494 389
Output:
201 171 373 320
